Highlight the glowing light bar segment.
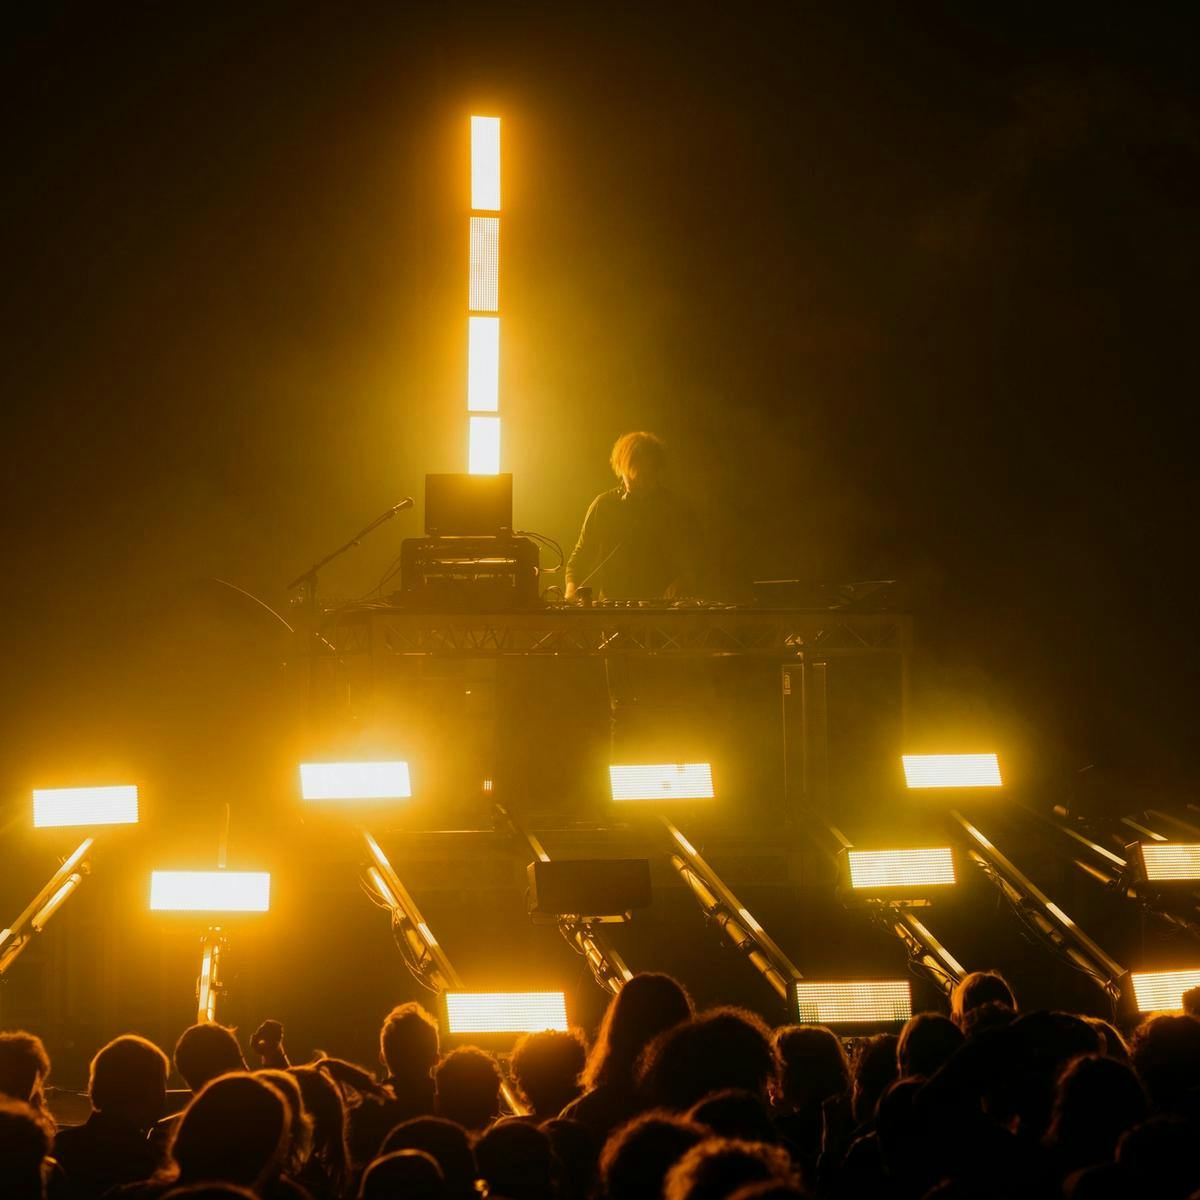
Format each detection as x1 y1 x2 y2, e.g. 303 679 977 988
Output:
1140 843 1200 883
471 116 501 211
609 763 715 802
469 415 501 475
299 761 412 801
847 847 956 890
33 786 139 828
468 316 500 411
150 871 271 913
794 980 912 1025
902 754 1002 789
469 216 499 312
445 991 568 1034
1130 968 1200 1013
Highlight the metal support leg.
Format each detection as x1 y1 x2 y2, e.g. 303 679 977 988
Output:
0 838 94 977
197 928 225 1024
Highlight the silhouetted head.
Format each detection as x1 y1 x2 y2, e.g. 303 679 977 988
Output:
584 972 693 1090
771 1025 849 1112
89 1034 170 1128
611 431 667 496
850 1034 899 1125
541 1117 599 1200
1084 1017 1131 1063
475 1118 557 1200
897 1013 963 1079
640 1008 776 1112
959 1000 1017 1042
600 1112 707 1200
257 1068 311 1175
359 1149 446 1200
1129 1014 1200 1118
289 1065 349 1195
663 1138 793 1200
687 1091 779 1144
0 1099 50 1200
1182 986 1200 1018
950 971 1015 1027
169 1072 290 1187
433 1046 502 1131
875 1078 934 1191
724 1184 807 1200
174 1023 248 1092
162 1188 258 1200
1117 1116 1200 1198
0 1032 51 1109
510 1029 587 1120
380 1002 440 1084
1044 1053 1147 1173
1002 1011 1102 1141
381 1116 477 1200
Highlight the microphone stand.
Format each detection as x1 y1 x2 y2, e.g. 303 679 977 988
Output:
286 498 414 714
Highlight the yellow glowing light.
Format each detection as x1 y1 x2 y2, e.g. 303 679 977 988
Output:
33 785 139 828
902 754 1002 789
1130 968 1200 1013
469 415 501 475
1139 843 1200 883
150 871 271 913
299 761 412 801
469 216 499 312
468 316 500 412
794 980 912 1024
847 847 956 890
445 991 568 1034
609 763 715 802
471 115 501 212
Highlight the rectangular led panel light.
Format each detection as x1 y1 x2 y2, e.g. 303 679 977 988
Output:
469 415 501 475
471 115 501 212
609 763 715 802
1130 968 1200 1013
445 991 568 1034
33 785 139 828
794 980 912 1025
1138 843 1200 883
469 216 499 312
468 316 500 412
150 871 271 913
847 847 956 890
902 754 1002 789
299 761 412 801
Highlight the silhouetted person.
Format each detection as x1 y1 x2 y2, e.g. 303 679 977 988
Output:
510 1029 587 1121
540 1117 599 1200
564 972 693 1138
663 1138 793 1200
950 971 1015 1028
251 1022 291 1070
849 1034 898 1128
257 1070 312 1182
639 1008 776 1113
686 1092 779 1145
110 1073 298 1200
958 1000 1016 1042
0 1098 51 1200
358 1149 446 1200
433 1047 502 1131
1117 1116 1200 1198
475 1118 557 1200
0 1031 53 1131
724 1184 807 1200
161 1187 258 1200
54 1034 169 1198
380 1116 477 1200
380 1002 440 1115
897 1013 964 1079
289 1066 350 1200
599 1112 707 1200
1043 1054 1147 1183
770 1025 849 1167
1083 1017 1130 1063
1182 985 1200 1018
151 1024 248 1163
1130 1014 1200 1119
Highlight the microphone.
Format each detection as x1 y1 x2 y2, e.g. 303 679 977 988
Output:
388 497 415 515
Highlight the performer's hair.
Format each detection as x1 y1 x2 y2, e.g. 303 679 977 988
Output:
611 431 666 478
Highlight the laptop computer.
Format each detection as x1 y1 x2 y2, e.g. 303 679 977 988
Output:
424 473 513 537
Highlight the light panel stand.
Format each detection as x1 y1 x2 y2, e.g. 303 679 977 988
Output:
494 805 634 996
0 838 94 977
662 817 802 1002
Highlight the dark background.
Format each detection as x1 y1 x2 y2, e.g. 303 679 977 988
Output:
3 3 1199 1073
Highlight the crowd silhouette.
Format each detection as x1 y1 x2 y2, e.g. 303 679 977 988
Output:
3 970 1200 1199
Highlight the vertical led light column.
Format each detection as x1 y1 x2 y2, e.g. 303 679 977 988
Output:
468 116 501 474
